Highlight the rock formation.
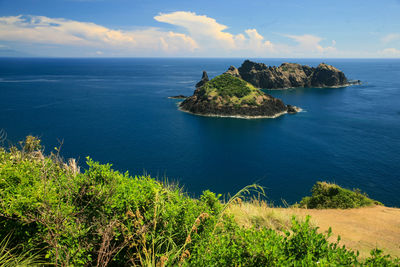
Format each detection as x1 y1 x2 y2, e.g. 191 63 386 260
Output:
168 95 187 99
195 71 209 88
180 73 300 118
229 60 349 89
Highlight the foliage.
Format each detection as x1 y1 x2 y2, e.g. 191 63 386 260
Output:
203 74 254 98
0 136 222 266
299 181 382 209
187 216 358 266
0 137 398 266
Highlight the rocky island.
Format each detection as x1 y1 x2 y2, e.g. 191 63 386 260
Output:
176 60 357 118
226 60 355 89
179 71 300 118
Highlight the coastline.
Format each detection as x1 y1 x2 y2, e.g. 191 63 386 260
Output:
177 103 298 119
262 83 356 91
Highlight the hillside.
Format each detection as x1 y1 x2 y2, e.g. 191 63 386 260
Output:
227 60 353 89
180 73 300 118
230 204 400 258
0 136 398 266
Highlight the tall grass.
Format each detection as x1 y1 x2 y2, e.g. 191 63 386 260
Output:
0 235 42 267
1 136 399 266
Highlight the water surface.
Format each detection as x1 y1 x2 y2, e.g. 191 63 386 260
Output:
0 58 399 206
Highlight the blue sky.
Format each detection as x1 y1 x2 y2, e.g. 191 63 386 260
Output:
0 0 399 57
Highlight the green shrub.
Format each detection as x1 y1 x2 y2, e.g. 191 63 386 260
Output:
0 138 398 266
188 216 360 266
0 137 222 266
299 181 382 209
204 74 252 98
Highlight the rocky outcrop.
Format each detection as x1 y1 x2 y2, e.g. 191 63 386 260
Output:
310 63 348 87
224 66 240 77
286 105 301 114
195 71 209 88
168 95 187 99
231 60 350 89
180 73 300 118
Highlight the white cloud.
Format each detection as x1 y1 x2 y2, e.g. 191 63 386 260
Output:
155 11 235 49
0 12 340 57
381 33 400 43
378 48 400 57
0 15 198 55
154 11 276 55
283 34 337 55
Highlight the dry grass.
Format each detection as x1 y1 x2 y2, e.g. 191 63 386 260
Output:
228 201 400 259
227 200 293 231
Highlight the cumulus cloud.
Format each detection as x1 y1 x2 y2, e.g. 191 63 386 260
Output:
0 12 339 57
0 15 198 55
283 34 337 55
154 11 276 55
154 11 235 48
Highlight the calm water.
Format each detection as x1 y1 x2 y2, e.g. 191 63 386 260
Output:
1 58 399 207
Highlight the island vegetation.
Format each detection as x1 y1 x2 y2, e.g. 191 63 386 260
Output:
0 136 399 266
176 59 356 119
180 73 300 118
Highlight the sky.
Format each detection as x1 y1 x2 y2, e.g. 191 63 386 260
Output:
0 0 399 58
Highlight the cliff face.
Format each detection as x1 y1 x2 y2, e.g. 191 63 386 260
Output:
231 60 349 89
180 73 299 118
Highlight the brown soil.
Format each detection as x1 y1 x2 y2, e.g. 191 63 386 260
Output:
277 206 400 258
229 203 400 258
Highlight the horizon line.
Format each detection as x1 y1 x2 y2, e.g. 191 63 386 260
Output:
1 56 400 60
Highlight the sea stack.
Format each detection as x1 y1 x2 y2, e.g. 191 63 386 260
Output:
195 71 209 88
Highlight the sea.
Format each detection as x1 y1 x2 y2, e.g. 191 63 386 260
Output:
0 58 399 207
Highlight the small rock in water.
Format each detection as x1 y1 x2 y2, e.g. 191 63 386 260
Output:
287 105 301 114
169 95 187 99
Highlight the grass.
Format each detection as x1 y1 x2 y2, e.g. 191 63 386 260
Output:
202 74 265 105
230 202 400 259
1 137 399 266
0 235 43 266
227 199 293 231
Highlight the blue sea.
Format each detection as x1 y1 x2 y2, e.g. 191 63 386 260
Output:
0 58 399 207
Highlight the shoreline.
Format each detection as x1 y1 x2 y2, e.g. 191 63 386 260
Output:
177 104 299 119
262 83 357 91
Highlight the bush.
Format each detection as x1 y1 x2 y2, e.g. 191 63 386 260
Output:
204 74 252 98
0 136 222 266
188 216 361 266
0 137 398 266
299 181 382 209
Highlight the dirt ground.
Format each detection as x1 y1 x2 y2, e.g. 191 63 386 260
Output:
276 206 400 258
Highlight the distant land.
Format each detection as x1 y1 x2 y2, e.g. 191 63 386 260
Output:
226 60 359 89
175 60 357 119
179 70 300 119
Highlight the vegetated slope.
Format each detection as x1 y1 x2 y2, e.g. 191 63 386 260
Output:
229 181 398 259
230 202 400 259
0 136 399 266
299 181 382 209
180 73 299 118
289 205 400 258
